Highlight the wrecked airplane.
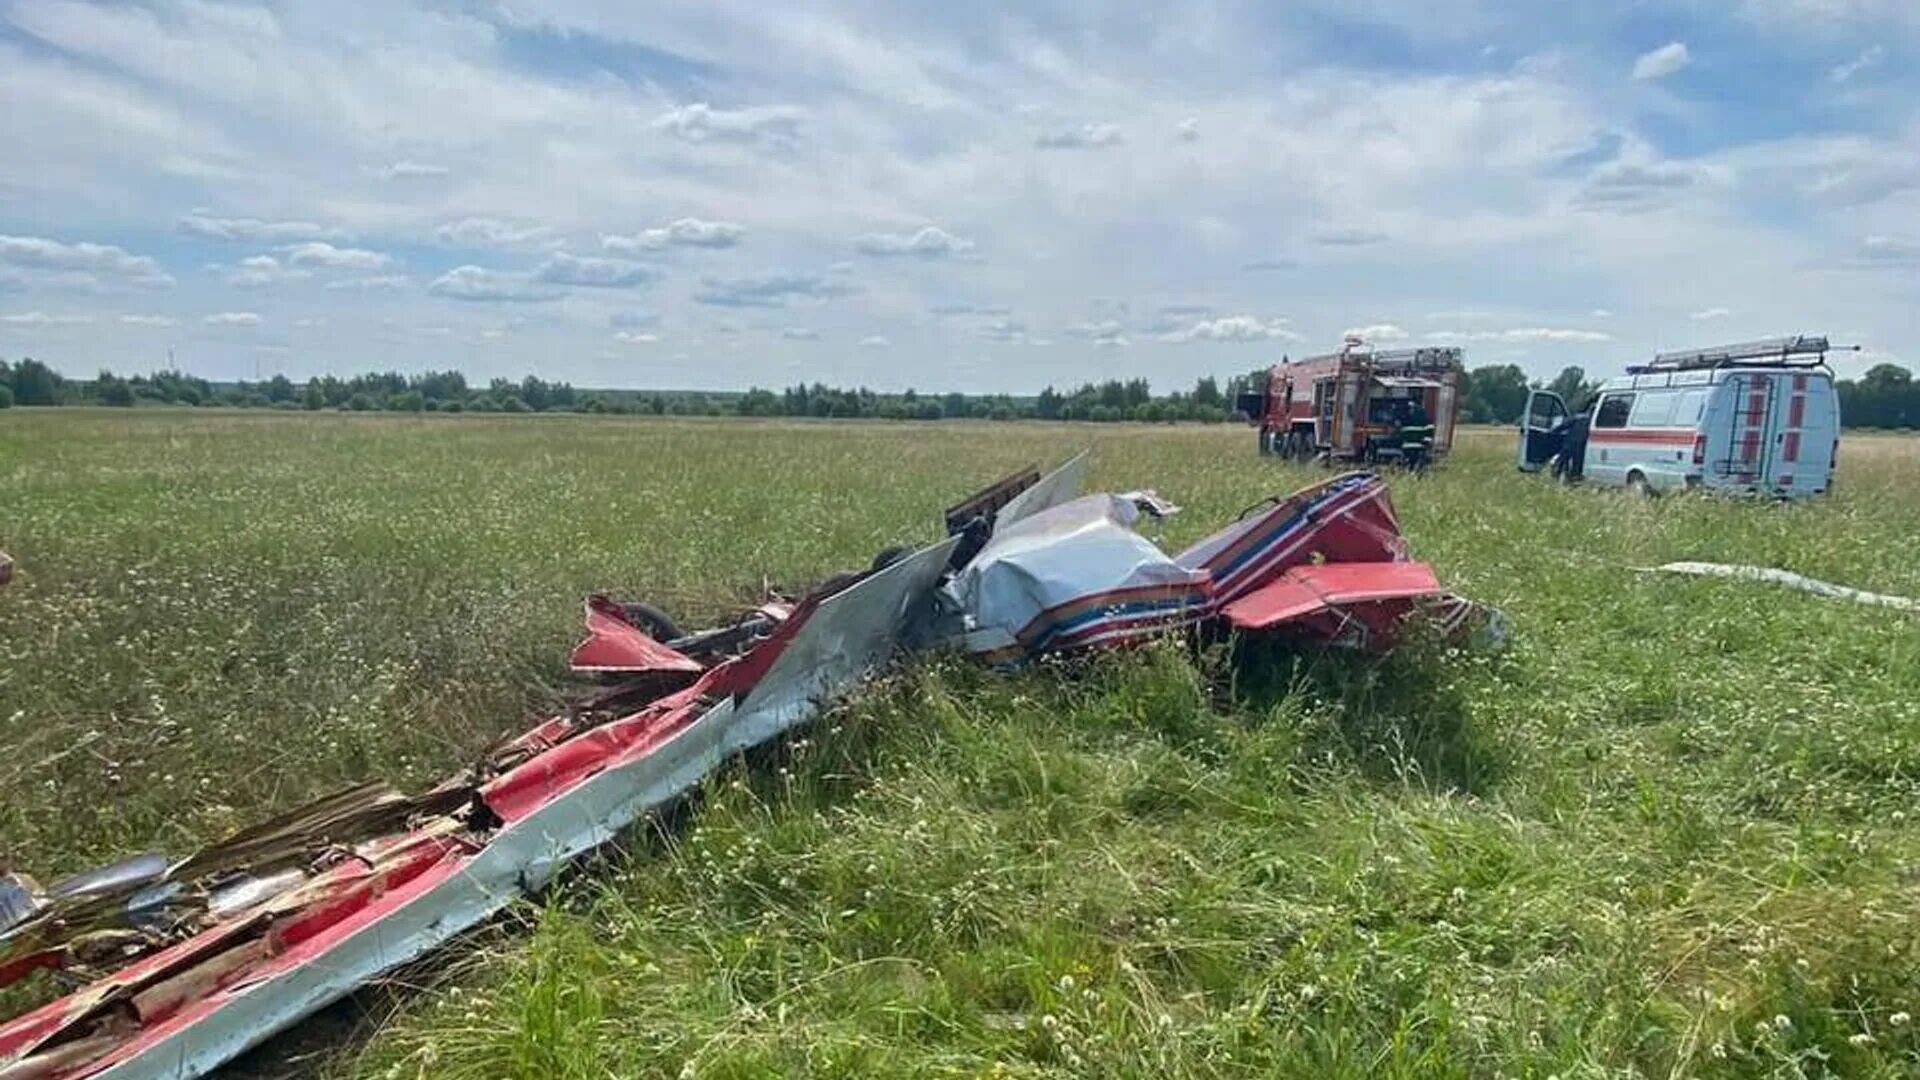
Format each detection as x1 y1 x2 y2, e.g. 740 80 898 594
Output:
1 458 1492 1080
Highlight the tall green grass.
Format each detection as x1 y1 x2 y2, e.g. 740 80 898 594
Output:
2 412 1916 1075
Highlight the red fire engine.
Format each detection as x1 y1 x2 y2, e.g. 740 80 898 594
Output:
1238 338 1466 466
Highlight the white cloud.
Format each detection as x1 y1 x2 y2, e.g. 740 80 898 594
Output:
531 252 658 288
281 242 391 270
324 274 411 290
1856 235 1920 264
652 103 804 144
371 160 448 179
177 214 339 243
1160 316 1300 343
1066 320 1131 347
204 311 261 326
852 226 975 258
1591 308 1615 318
1314 228 1390 246
433 218 554 250
427 266 562 303
858 334 890 347
694 272 856 307
119 314 176 326
1175 117 1200 142
1427 327 1613 343
0 310 93 325
1632 42 1692 81
0 234 171 286
613 330 659 343
1035 123 1124 149
224 255 308 288
975 319 1027 342
782 326 821 340
1689 306 1732 320
1576 161 1705 210
602 218 747 252
1829 45 1886 82
1345 324 1411 342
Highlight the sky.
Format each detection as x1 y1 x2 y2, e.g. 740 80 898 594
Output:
0 0 1915 393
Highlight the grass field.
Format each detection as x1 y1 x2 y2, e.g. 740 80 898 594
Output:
3 411 1918 1077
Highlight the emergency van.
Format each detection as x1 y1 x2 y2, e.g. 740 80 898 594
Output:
1516 335 1846 498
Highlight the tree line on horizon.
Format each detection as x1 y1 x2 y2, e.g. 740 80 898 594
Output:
2 356 1916 429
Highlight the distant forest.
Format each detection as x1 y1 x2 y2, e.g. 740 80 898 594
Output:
2 357 1916 429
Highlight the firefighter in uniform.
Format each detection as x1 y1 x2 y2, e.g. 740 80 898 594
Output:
1397 400 1436 467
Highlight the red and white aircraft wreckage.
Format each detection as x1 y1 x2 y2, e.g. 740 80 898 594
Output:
1 456 1500 1079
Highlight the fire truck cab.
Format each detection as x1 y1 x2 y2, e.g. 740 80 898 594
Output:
1239 338 1466 465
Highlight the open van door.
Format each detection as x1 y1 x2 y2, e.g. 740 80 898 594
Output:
1516 390 1568 472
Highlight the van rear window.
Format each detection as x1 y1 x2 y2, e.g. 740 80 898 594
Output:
1594 393 1634 429
1628 392 1674 427
1672 389 1707 427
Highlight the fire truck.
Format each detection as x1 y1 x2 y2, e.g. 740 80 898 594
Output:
1238 338 1466 466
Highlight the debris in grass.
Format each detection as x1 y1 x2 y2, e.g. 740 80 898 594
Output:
1640 561 1919 612
0 456 1493 1080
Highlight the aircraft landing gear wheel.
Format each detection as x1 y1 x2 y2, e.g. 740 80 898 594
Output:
619 600 683 642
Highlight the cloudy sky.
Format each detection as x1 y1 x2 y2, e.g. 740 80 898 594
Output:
0 1 1914 392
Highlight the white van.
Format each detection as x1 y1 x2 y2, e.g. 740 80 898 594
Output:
1517 336 1844 498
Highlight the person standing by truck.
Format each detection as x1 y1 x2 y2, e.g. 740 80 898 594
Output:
1398 400 1436 469
1550 398 1592 482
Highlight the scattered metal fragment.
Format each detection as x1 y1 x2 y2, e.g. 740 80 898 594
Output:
0 457 1489 1079
1640 561 1920 612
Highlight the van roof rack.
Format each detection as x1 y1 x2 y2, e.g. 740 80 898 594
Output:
1636 335 1852 373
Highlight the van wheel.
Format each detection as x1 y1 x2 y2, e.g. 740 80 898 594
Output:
1626 471 1654 498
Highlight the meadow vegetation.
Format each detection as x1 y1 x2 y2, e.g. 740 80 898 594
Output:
2 411 1916 1076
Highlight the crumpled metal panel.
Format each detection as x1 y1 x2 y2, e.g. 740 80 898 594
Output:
944 495 1210 660
84 699 733 1080
992 451 1087 529
0 876 38 937
1174 472 1404 605
735 537 960 732
1222 561 1444 630
568 596 705 675
46 855 168 903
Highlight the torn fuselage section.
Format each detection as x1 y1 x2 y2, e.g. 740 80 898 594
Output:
937 466 1499 664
